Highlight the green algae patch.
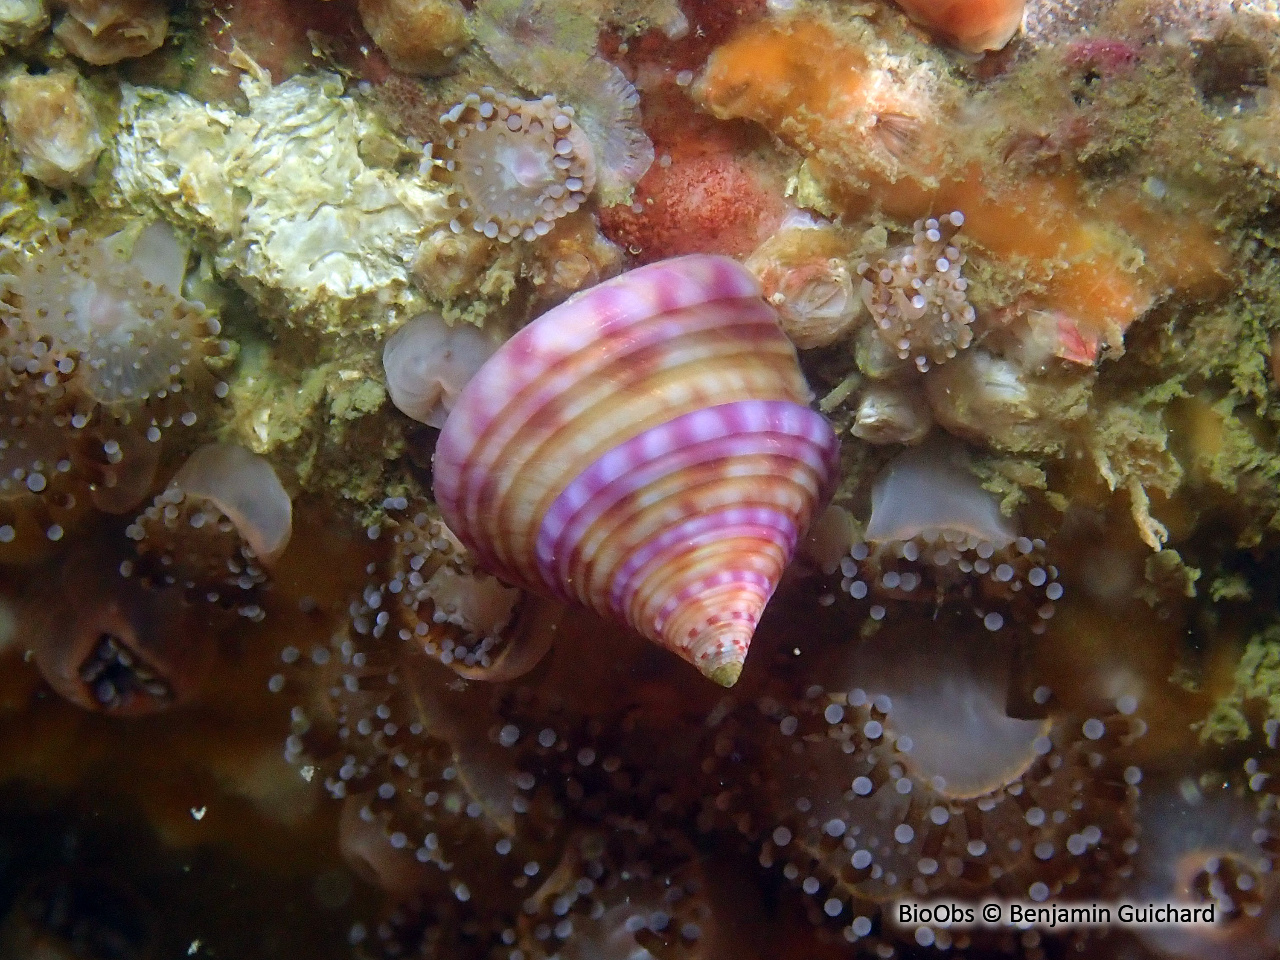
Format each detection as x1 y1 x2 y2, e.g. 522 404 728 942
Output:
329 376 386 422
1087 403 1183 549
1168 393 1280 548
220 340 326 456
1141 252 1279 416
0 127 38 239
1209 572 1252 604
976 457 1050 517
217 333 407 508
1201 626 1280 745
1141 548 1201 604
791 162 842 222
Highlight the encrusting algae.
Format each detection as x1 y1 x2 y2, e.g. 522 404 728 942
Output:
2 0 1280 957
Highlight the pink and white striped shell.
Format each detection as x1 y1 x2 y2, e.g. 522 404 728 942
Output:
433 255 840 686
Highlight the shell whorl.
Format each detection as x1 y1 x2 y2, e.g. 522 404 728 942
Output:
434 255 839 685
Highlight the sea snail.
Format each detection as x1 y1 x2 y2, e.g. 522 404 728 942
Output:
432 254 840 686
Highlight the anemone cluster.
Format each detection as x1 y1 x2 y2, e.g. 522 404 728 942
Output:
468 0 654 205
5 1 1280 959
703 626 1145 950
15 439 293 715
512 820 717 960
285 629 566 911
0 221 224 438
280 563 675 940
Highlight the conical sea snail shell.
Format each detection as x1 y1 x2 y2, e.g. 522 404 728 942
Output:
434 254 840 686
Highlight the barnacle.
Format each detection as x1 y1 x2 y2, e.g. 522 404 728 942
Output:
850 382 933 446
0 69 104 189
355 0 468 76
744 217 864 351
530 209 624 309
0 0 49 48
857 211 975 374
438 88 596 243
696 10 1231 353
839 442 1061 634
693 15 951 179
922 345 1086 454
53 0 168 65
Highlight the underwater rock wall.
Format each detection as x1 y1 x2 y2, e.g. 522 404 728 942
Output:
3 0 1280 958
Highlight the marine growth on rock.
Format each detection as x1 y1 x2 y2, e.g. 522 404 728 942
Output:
4 1 1280 958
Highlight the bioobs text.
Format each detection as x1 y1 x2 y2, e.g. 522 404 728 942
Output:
898 903 974 925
